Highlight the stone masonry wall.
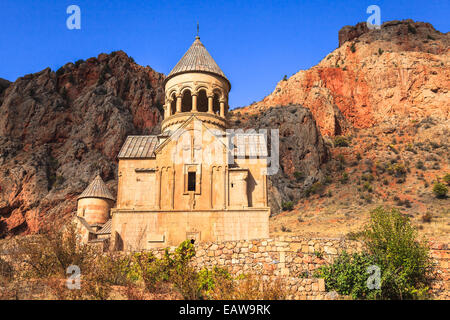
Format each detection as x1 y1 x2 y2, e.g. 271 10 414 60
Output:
149 236 448 300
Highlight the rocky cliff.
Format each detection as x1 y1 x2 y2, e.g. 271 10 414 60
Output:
0 51 165 236
229 105 329 213
238 20 449 136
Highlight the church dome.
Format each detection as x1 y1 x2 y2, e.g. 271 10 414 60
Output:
165 37 230 88
78 174 115 201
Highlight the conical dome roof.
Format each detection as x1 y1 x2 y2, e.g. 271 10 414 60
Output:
166 37 230 86
77 174 115 201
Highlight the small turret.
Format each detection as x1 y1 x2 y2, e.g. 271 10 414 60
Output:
77 174 115 225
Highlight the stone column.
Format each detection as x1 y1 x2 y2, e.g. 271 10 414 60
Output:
192 93 198 112
165 103 171 118
176 94 182 113
220 100 225 117
208 95 213 114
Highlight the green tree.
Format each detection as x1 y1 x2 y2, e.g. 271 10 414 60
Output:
432 182 448 198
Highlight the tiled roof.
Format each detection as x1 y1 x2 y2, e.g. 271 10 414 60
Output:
166 37 229 84
96 219 112 235
77 175 115 201
118 135 158 159
230 133 268 158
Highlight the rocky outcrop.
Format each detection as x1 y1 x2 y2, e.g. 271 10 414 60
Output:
0 51 165 236
239 20 449 136
229 105 329 214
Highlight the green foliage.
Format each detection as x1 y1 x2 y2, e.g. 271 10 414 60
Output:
197 266 232 298
443 173 450 185
350 43 356 53
362 207 433 299
333 136 350 147
363 181 373 192
361 173 374 183
432 182 448 198
386 162 407 177
317 207 433 300
304 182 325 197
315 251 377 299
282 201 294 211
339 172 349 184
13 222 95 278
378 48 384 55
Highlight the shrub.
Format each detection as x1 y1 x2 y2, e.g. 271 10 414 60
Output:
340 172 349 184
350 43 356 53
334 136 350 147
378 48 384 55
415 161 425 170
363 182 373 192
318 207 433 299
443 173 450 185
362 207 433 299
315 251 377 299
432 182 448 198
282 201 294 211
12 222 95 278
304 182 325 197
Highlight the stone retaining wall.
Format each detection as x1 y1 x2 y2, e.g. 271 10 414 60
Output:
149 236 448 299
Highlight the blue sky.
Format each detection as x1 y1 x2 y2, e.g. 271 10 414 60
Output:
0 0 448 108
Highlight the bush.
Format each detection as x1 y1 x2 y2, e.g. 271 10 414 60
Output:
304 182 325 197
443 173 450 185
315 251 377 299
282 201 294 211
339 172 349 184
432 182 448 198
317 207 433 299
12 223 96 278
334 136 350 147
362 207 433 299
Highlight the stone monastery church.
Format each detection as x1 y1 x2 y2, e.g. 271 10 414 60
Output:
74 36 270 251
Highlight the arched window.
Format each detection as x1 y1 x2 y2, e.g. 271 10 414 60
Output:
213 92 220 115
197 89 208 113
181 90 192 112
170 93 176 115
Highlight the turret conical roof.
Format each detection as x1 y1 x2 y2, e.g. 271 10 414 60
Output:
77 174 115 201
165 37 230 86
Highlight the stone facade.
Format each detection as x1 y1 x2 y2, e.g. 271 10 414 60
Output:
109 36 270 250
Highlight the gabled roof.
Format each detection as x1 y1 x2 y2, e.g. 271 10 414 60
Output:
231 133 268 157
96 219 112 235
78 174 115 201
154 114 228 155
165 37 230 87
118 135 158 159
